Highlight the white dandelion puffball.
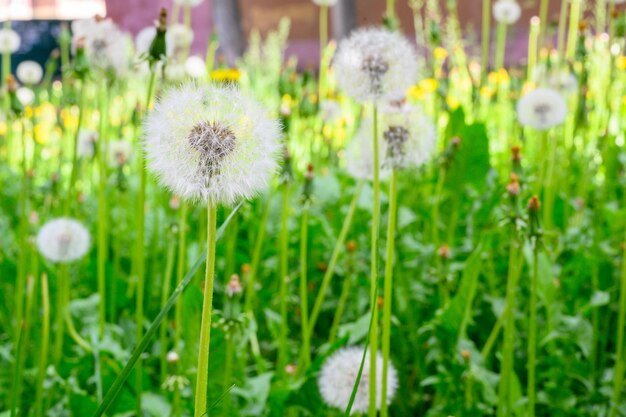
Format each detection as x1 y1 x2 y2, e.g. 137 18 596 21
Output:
77 129 99 159
493 0 522 25
135 26 156 56
517 88 567 130
72 17 130 75
313 0 339 6
318 347 398 414
37 218 91 263
143 83 282 205
0 28 20 53
16 87 35 106
165 61 186 82
380 103 436 169
334 27 419 103
109 140 134 167
16 60 43 85
173 0 204 6
345 118 390 182
549 71 578 95
185 55 206 79
167 24 194 57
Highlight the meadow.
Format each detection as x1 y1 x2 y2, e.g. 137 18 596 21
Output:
1 0 626 416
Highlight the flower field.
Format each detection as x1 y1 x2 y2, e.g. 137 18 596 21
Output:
1 0 626 416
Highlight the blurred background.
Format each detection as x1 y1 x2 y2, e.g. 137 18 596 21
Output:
1 0 564 70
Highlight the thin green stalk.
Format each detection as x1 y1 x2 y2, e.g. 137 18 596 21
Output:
53 267 65 365
538 0 550 47
222 334 234 416
556 0 569 59
183 3 192 59
10 275 34 417
481 0 492 81
481 310 504 360
92 203 240 417
494 23 508 71
15 121 29 345
386 0 396 19
299 207 311 370
245 196 271 315
172 201 187 417
2 22 11 85
566 0 581 61
528 243 539 417
35 273 50 417
61 266 92 353
97 82 109 339
308 181 363 337
543 133 558 229
318 5 328 101
369 105 380 417
64 82 86 216
277 183 291 376
328 252 355 344
432 166 449 303
527 17 540 82
135 69 157 415
194 203 218 417
159 237 177 385
609 227 626 417
380 170 398 417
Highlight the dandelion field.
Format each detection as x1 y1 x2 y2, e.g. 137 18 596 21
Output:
1 0 626 416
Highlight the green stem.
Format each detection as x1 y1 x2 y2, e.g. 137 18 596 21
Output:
159 236 177 385
299 207 311 370
556 0 569 59
193 203 218 417
328 251 355 344
10 275 34 417
527 243 539 417
380 170 398 417
64 82 86 216
432 166 449 303
173 201 187 417
481 0 491 81
277 183 291 376
245 196 271 316
308 181 363 337
53 267 65 365
538 0 550 47
35 273 50 417
494 23 508 71
386 0 396 19
566 0 581 61
369 105 380 417
527 17 540 82
222 334 234 416
97 82 109 339
609 226 626 417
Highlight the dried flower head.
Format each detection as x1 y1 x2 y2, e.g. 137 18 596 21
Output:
16 60 43 85
0 27 20 53
143 83 282 205
517 88 567 130
318 347 398 415
493 0 522 25
334 27 418 103
36 218 91 263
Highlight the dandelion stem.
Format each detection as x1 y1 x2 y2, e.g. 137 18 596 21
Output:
481 0 492 81
10 275 34 417
172 200 187 417
159 235 177 385
97 82 109 339
527 240 540 417
277 182 291 376
299 206 311 370
64 81 86 216
308 181 363 338
609 226 626 417
193 202 218 417
245 196 271 316
369 105 380 417
556 0 568 59
34 273 50 417
494 22 507 71
380 169 398 417
538 0 550 47
566 0 581 61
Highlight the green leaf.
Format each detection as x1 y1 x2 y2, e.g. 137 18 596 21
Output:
445 123 491 191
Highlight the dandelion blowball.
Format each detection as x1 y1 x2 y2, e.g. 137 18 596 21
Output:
318 347 398 414
334 27 419 103
77 129 99 159
493 0 522 25
16 60 44 85
345 118 389 182
143 83 282 205
312 0 339 6
109 140 134 167
72 17 130 76
517 88 567 130
0 28 20 53
37 218 91 263
185 55 206 79
135 26 157 56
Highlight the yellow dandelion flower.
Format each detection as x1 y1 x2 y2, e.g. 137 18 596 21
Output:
447 96 460 110
434 47 448 61
480 86 494 98
407 85 424 100
617 56 626 70
0 122 6 136
420 78 439 94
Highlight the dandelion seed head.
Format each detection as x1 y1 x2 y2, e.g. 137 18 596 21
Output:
135 26 156 56
16 60 43 85
108 140 133 167
16 87 35 106
493 0 522 25
517 88 567 130
345 118 390 182
185 55 206 79
334 27 418 103
167 24 194 57
77 129 99 159
143 83 282 205
36 218 90 263
0 28 20 53
318 347 398 415
72 17 130 75
312 0 340 7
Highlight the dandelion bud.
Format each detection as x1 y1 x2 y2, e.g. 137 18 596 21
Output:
461 350 471 362
527 195 541 212
149 8 168 66
317 262 328 272
226 274 243 298
507 173 521 197
302 163 314 204
346 240 357 252
241 263 251 274
527 195 542 239
511 146 521 164
166 350 180 363
578 20 588 32
438 244 450 260
285 363 297 375
377 296 384 308
169 195 181 210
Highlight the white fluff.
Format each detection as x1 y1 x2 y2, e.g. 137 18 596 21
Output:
16 87 35 106
185 55 206 79
135 26 156 56
380 103 436 169
143 83 282 205
318 347 398 415
313 0 339 6
173 0 204 6
0 28 20 53
16 60 43 85
493 0 522 25
517 88 567 130
345 117 389 182
334 27 419 103
166 24 194 58
72 17 130 76
36 218 91 263
77 129 99 159
108 140 134 167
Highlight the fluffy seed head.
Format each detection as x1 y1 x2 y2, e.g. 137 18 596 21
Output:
16 87 35 106
318 347 398 415
345 117 390 182
517 88 567 130
166 24 194 58
77 129 99 159
334 27 418 103
72 17 130 75
135 26 156 56
0 28 20 53
36 218 91 263
16 60 43 85
108 140 133 167
173 0 204 6
185 55 206 79
493 0 522 25
313 0 339 6
143 83 282 205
